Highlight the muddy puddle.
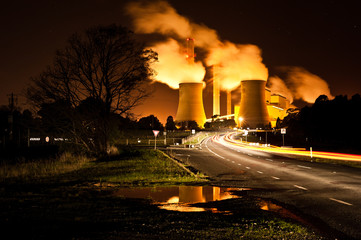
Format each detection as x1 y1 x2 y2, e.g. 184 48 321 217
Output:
113 186 304 219
113 186 247 213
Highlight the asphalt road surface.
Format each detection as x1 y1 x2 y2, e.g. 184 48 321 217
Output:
168 133 361 239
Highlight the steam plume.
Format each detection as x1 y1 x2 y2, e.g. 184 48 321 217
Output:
207 42 268 91
125 0 268 91
269 67 333 103
268 76 294 103
150 39 206 89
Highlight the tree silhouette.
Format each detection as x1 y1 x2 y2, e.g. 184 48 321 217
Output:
137 115 163 130
165 116 176 131
26 25 157 155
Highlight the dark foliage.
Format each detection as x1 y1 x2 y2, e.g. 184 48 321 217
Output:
176 120 200 130
26 24 157 155
204 119 236 130
165 116 176 131
137 115 163 130
278 94 361 151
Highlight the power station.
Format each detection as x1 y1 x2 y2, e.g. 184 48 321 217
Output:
235 80 270 128
174 38 290 129
175 82 206 127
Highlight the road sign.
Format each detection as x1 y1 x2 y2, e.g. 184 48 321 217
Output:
153 130 160 137
153 130 160 150
281 128 286 134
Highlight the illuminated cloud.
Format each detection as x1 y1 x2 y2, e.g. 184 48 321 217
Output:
150 38 206 89
268 76 294 103
125 0 268 91
207 42 268 91
269 67 333 103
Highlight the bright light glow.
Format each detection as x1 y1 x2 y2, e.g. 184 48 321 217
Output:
271 105 284 111
29 138 40 141
213 132 361 162
238 117 244 122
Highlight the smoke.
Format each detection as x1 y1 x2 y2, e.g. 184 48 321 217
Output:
268 76 294 103
126 1 192 39
269 67 333 103
125 0 268 90
126 1 221 48
207 42 268 91
150 39 206 89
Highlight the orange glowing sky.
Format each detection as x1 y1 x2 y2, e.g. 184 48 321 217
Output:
1 0 361 124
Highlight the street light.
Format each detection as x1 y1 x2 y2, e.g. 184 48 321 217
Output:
238 117 244 129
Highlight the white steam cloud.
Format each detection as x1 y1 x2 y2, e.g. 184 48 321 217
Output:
126 1 333 104
269 67 333 103
150 39 206 89
125 0 268 90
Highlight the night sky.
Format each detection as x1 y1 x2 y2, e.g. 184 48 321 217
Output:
1 0 360 123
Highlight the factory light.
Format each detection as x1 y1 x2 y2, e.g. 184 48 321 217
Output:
272 105 284 110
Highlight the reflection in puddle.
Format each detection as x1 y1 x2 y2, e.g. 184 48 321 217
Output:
113 186 248 213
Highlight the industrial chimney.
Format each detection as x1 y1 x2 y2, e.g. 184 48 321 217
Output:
213 65 220 116
236 80 270 128
175 82 206 128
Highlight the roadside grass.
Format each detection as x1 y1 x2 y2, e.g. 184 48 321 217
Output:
310 157 361 168
0 152 92 181
0 147 325 239
289 155 361 169
87 149 206 186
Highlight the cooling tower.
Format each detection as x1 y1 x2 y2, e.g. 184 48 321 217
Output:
236 80 270 128
175 82 206 128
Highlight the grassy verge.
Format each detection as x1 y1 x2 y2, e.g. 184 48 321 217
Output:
0 148 325 239
87 149 206 186
284 155 361 169
0 152 92 181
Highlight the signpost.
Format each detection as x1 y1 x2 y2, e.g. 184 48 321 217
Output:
152 130 160 150
281 128 286 146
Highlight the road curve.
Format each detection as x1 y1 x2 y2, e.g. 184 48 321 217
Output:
169 133 361 239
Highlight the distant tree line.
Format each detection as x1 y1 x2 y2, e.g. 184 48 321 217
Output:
276 94 361 151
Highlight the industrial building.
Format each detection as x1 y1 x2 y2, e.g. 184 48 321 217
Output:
174 38 291 129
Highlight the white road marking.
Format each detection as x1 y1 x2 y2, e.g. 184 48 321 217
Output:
329 198 353 206
206 147 225 159
232 161 235 163
294 185 308 191
266 158 273 162
257 171 263 174
298 165 311 169
238 163 241 166
248 154 253 156
246 167 251 169
271 176 280 180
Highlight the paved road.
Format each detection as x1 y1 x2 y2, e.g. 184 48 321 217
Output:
168 134 361 239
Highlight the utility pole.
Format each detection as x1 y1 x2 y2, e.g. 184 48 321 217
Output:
7 93 18 142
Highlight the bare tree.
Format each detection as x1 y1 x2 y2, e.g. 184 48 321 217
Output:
27 24 157 154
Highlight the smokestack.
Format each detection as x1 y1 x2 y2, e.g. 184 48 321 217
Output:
213 65 220 116
226 91 231 116
175 82 206 127
186 38 195 64
236 80 270 128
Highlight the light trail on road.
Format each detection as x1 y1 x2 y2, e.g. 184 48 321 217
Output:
172 133 361 238
213 132 361 162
